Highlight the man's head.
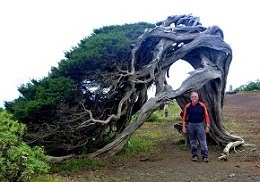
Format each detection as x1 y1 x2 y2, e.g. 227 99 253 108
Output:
190 91 199 104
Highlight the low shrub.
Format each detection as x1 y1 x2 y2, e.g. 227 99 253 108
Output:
0 111 50 182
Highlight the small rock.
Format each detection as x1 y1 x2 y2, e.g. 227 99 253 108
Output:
229 173 235 178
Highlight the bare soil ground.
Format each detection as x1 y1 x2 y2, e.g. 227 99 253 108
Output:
58 93 260 182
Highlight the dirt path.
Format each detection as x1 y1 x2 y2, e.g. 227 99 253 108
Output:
64 93 260 182
92 148 259 182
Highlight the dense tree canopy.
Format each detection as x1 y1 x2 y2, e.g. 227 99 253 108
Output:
5 22 155 155
6 15 244 158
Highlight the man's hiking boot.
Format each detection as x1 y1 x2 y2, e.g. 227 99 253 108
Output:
203 157 209 162
192 156 198 161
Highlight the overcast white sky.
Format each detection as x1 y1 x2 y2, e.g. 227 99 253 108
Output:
0 0 259 107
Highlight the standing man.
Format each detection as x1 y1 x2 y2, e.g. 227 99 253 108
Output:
182 91 210 162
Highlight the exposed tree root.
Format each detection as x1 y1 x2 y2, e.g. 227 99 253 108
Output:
47 154 75 164
218 140 245 161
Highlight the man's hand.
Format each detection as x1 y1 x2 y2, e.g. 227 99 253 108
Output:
182 126 187 133
205 126 210 133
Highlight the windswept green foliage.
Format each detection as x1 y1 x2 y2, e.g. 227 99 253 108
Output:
5 77 76 122
5 22 155 155
0 111 49 182
50 23 154 82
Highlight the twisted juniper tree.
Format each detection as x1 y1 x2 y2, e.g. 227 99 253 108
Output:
6 15 243 159
88 14 244 158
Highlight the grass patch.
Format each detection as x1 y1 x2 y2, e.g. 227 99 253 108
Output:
119 123 165 157
30 175 54 182
119 139 159 157
243 135 257 144
147 101 182 123
223 118 260 146
52 158 101 173
30 174 71 182
223 120 240 132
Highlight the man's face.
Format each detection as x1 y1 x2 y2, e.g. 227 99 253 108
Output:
190 92 199 103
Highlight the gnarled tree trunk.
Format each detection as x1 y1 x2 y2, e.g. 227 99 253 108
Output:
89 15 244 159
